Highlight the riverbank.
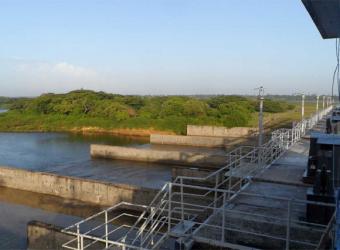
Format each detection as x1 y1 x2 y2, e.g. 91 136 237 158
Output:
0 90 298 135
0 112 178 136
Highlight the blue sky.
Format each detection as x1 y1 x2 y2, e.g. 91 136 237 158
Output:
0 0 337 96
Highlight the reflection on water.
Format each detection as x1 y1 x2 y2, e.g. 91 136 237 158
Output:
0 186 102 249
0 132 172 189
0 186 104 218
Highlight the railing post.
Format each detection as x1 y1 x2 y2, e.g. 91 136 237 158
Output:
77 225 80 250
221 192 226 243
214 174 219 212
228 172 232 200
286 200 292 250
168 183 172 233
180 178 184 223
257 147 261 168
105 210 108 248
80 235 84 250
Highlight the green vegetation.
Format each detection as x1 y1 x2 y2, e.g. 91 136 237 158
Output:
248 102 319 130
0 90 296 134
0 97 11 109
0 96 31 109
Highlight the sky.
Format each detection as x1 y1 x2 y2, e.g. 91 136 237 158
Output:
0 0 337 97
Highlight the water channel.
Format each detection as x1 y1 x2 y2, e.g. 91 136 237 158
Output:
0 132 171 249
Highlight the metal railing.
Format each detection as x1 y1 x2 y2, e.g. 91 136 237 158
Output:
170 181 335 249
62 105 333 250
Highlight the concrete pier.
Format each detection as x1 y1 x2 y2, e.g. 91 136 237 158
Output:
27 221 74 250
194 138 330 249
150 134 227 147
187 125 257 137
0 166 157 206
90 145 227 168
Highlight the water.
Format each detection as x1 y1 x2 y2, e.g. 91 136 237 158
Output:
0 109 7 113
0 131 226 248
0 132 172 189
0 186 103 249
0 132 173 249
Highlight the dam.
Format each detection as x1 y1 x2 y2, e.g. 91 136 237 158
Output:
0 129 243 248
17 105 333 250
0 107 334 250
1 0 339 249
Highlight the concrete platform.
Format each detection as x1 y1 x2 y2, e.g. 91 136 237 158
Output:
193 130 332 249
91 145 228 168
254 140 311 186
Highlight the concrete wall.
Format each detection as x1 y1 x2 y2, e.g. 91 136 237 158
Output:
27 221 74 250
91 145 227 168
172 167 212 180
187 125 257 137
0 166 157 206
150 134 226 147
27 221 104 250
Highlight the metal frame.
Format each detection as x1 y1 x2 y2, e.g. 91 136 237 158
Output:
62 106 334 250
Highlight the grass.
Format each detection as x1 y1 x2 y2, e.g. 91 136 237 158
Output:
0 112 217 134
248 102 318 131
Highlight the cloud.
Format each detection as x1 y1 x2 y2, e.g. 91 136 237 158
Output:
16 61 98 80
8 61 102 95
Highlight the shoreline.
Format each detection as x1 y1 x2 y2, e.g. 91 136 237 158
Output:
0 126 177 137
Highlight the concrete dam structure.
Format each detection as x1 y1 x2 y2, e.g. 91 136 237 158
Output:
150 134 227 147
187 125 257 137
90 144 228 168
0 166 157 207
60 106 335 250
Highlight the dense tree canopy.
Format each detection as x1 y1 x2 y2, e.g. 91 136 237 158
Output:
4 90 295 134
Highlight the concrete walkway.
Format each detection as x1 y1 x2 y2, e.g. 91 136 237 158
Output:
194 121 331 249
254 139 311 186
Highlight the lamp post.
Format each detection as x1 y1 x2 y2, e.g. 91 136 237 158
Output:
257 86 264 147
301 94 305 121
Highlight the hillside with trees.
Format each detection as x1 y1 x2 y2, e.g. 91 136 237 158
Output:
0 90 295 134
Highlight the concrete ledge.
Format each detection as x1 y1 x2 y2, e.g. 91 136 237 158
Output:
91 145 227 168
187 125 257 137
0 166 157 206
27 221 74 250
150 134 226 147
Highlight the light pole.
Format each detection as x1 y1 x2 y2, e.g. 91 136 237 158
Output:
326 96 329 107
301 94 305 121
323 95 325 110
257 86 264 147
316 95 319 113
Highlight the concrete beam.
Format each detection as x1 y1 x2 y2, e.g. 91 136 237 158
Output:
150 134 227 147
187 125 257 138
91 145 227 168
0 166 157 206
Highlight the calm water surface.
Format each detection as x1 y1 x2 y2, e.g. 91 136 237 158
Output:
0 132 174 249
0 132 172 189
0 131 228 248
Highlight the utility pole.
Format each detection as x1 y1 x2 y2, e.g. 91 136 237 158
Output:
326 96 329 107
316 95 319 112
257 86 264 146
323 95 325 110
301 94 305 121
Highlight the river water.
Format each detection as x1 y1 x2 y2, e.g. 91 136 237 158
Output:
0 132 173 189
0 131 228 248
0 132 174 249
